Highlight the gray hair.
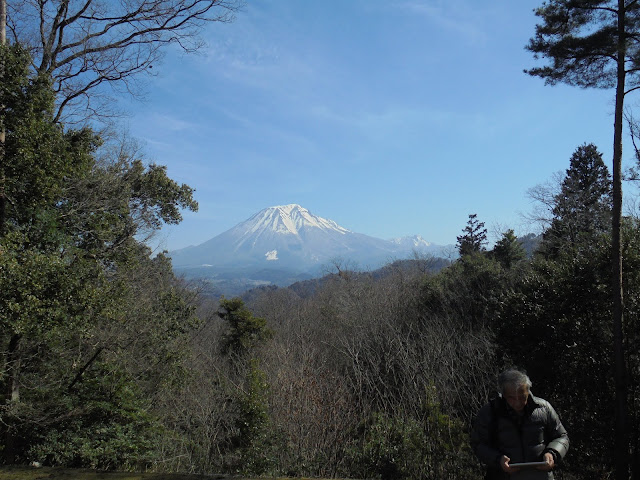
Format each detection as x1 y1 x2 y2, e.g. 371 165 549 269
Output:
498 368 532 394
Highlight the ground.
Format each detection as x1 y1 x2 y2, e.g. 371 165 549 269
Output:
0 466 236 480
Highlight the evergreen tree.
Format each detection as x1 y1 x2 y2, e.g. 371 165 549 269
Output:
542 143 612 257
456 214 487 257
218 298 276 474
492 229 526 269
219 298 273 358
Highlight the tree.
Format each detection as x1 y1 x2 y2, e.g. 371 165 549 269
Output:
456 214 487 257
524 170 564 230
59 133 198 257
492 229 526 268
0 45 95 462
0 43 94 235
541 143 612 257
498 244 615 478
526 4 640 477
0 44 201 467
8 0 240 122
217 298 277 474
219 298 273 359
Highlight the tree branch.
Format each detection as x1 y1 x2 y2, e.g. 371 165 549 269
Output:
67 347 103 392
10 0 241 123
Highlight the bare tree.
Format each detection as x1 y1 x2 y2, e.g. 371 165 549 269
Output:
8 0 241 123
523 171 564 231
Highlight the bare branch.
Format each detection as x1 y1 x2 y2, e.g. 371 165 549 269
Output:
8 0 242 123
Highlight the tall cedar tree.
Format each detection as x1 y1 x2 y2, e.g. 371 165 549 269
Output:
526 3 640 477
542 143 612 257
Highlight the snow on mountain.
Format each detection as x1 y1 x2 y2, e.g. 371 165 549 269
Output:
243 204 350 237
233 204 350 246
389 235 432 249
168 204 450 273
265 249 278 261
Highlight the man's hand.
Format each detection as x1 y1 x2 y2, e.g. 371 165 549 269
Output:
537 452 555 471
499 455 520 474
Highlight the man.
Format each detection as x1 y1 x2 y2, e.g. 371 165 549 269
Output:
471 369 569 479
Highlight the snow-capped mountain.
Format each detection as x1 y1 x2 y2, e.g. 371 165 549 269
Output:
389 234 454 257
169 204 399 269
168 204 452 294
390 234 431 249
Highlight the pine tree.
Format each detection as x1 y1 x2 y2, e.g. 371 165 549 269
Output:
526 4 640 476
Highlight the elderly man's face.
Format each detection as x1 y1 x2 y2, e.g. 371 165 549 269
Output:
504 384 529 413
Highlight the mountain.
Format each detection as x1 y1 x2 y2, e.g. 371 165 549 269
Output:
168 204 452 295
389 234 456 258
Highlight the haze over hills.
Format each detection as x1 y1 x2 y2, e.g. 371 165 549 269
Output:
168 204 455 295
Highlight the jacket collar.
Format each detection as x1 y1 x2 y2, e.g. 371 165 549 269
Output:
497 392 541 417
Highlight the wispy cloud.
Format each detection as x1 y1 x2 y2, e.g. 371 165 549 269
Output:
392 0 488 45
149 113 198 132
310 103 494 141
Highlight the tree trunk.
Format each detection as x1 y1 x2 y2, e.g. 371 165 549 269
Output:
3 333 21 465
0 0 6 237
614 1 629 478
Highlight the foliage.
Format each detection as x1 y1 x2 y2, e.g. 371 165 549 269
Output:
620 217 640 479
500 143 614 476
491 229 526 268
526 1 640 90
218 298 273 357
345 389 480 480
0 44 199 469
497 245 614 477
0 43 95 235
206 298 277 475
27 364 160 470
420 252 507 330
0 466 230 479
233 359 280 476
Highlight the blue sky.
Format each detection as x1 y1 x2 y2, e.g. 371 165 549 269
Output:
124 0 623 252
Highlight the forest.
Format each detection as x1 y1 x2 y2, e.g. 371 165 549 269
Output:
3 1 640 480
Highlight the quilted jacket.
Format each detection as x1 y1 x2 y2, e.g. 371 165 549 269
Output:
470 394 569 480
